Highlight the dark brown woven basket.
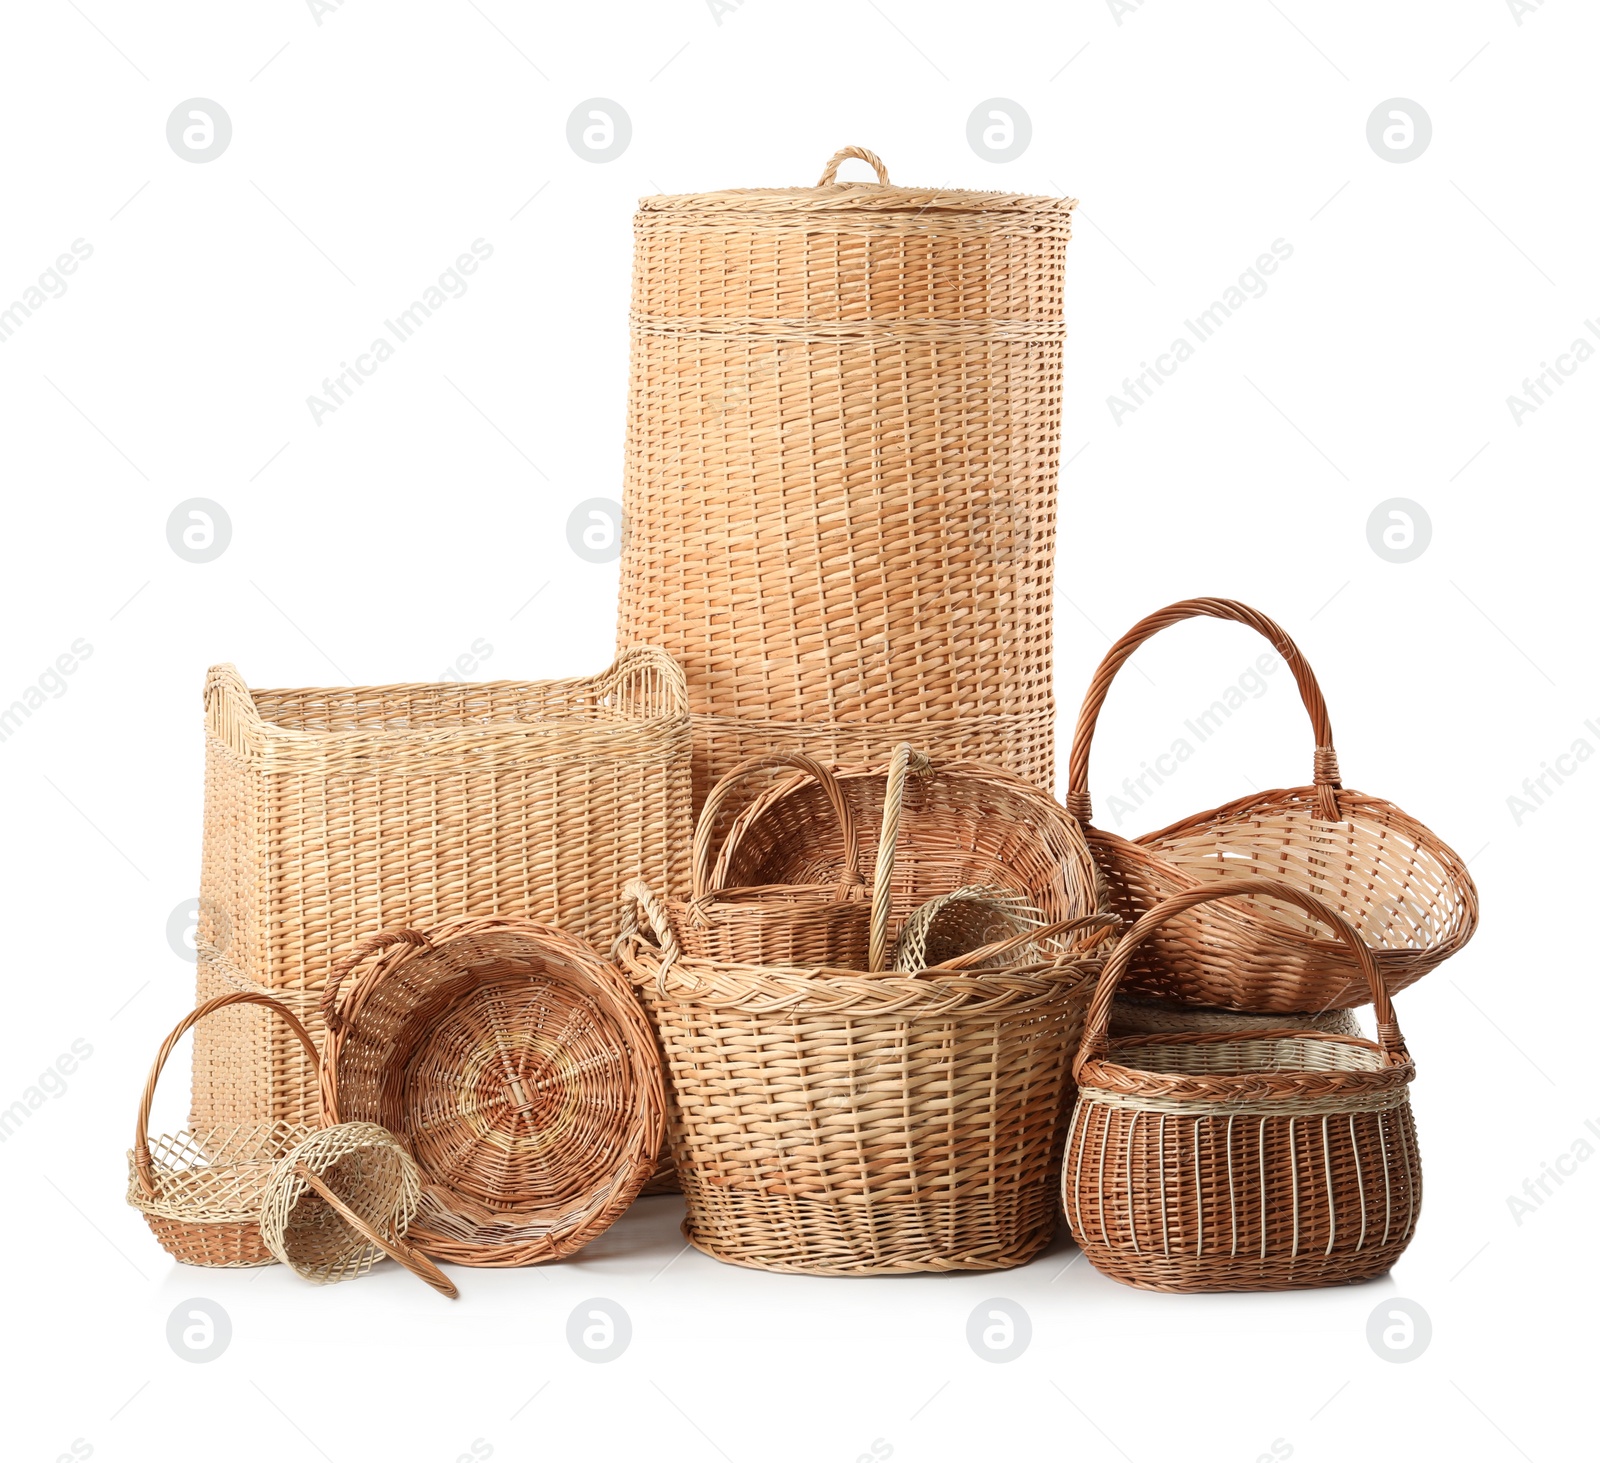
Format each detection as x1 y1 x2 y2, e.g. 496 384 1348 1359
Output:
1064 877 1420 1293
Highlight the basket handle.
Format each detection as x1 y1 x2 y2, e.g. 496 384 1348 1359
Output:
691 753 863 901
921 913 1122 973
817 146 890 186
1073 877 1405 1081
1065 598 1342 825
867 744 932 972
133 991 320 1198
321 929 433 1032
292 1163 458 1299
621 878 699 998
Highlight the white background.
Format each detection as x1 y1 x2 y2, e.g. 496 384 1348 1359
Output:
1 1 1594 1459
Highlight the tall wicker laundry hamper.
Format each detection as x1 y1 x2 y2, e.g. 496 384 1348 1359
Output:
192 648 692 1134
618 146 1077 807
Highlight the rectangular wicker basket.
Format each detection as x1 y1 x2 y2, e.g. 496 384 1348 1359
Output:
191 646 692 1132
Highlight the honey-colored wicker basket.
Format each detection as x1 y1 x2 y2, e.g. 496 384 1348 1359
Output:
712 749 1100 937
618 146 1076 806
193 646 691 1134
1064 878 1421 1293
260 1123 457 1296
1065 598 1477 1011
667 753 869 968
616 746 1118 1275
892 886 1042 973
321 918 664 1267
127 992 318 1268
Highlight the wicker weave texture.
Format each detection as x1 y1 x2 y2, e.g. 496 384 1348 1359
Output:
322 918 664 1267
1065 878 1420 1292
617 147 1075 804
1066 598 1477 1011
193 647 691 1133
128 992 319 1267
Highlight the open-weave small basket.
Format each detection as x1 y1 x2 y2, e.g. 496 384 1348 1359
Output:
618 744 1118 1275
1064 878 1420 1293
261 1122 457 1296
666 753 868 968
321 918 664 1267
127 991 318 1267
1066 598 1477 1011
892 886 1042 973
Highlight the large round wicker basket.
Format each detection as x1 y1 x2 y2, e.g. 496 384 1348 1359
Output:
618 146 1076 806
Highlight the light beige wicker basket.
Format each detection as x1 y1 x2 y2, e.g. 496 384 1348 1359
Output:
618 145 1076 806
192 647 691 1133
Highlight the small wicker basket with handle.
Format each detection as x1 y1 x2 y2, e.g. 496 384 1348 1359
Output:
127 991 319 1267
1064 877 1421 1293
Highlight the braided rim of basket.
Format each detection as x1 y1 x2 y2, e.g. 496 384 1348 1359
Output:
687 751 863 916
132 990 320 1204
1074 878 1414 1103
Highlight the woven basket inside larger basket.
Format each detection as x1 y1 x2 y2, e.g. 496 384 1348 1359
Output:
618 146 1075 804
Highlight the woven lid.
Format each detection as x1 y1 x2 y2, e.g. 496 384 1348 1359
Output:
638 145 1076 227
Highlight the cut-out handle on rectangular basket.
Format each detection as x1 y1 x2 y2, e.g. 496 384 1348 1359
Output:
1074 877 1407 1082
1066 598 1343 826
133 990 320 1197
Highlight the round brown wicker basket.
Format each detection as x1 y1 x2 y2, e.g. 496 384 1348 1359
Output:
321 918 664 1267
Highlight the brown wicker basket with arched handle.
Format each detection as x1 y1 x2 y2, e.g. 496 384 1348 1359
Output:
1065 598 1477 1011
127 991 320 1267
321 917 664 1268
665 752 869 967
1064 877 1420 1293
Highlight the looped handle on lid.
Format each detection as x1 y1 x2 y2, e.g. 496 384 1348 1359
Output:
1065 598 1343 825
868 744 931 972
133 990 320 1197
691 752 862 902
1073 877 1405 1082
817 146 891 186
322 928 432 1031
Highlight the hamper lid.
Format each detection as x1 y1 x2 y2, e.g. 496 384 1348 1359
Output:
638 145 1076 226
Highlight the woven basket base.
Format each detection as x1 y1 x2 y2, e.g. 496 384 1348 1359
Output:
1074 1240 1411 1293
680 1191 1058 1276
142 1214 275 1268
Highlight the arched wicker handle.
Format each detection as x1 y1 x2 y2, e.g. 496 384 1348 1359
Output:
322 928 432 1032
1074 878 1404 1082
292 1163 458 1298
867 744 931 972
1066 598 1342 825
621 879 691 997
922 913 1122 973
817 146 890 186
133 991 320 1197
691 753 862 902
